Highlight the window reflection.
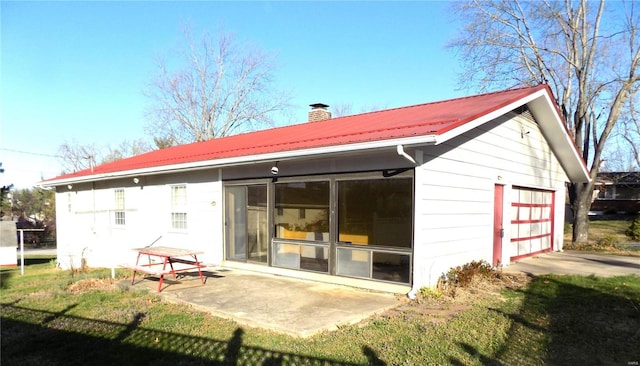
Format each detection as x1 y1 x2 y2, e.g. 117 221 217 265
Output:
274 181 330 241
338 179 412 248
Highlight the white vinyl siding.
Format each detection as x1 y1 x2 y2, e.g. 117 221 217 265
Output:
412 112 569 288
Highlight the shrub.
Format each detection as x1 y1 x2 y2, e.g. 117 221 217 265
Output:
418 286 442 300
626 216 640 241
597 235 618 247
439 260 496 289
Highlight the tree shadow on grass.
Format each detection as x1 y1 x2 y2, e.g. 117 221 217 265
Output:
450 275 640 365
0 270 14 289
1 303 363 366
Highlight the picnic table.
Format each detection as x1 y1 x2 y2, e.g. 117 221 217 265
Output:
122 246 206 292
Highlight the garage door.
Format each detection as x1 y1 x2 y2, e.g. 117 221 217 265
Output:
510 187 554 260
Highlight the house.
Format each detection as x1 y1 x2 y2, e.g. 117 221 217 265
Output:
591 172 640 215
42 85 590 296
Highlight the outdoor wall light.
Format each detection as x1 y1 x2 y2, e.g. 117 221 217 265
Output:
67 184 73 190
133 177 140 184
271 162 279 175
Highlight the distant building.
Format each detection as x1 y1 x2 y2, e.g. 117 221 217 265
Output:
591 172 640 215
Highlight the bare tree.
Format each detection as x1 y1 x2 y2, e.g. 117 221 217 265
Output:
57 141 100 174
58 139 154 173
618 96 640 169
144 29 291 145
331 103 353 118
449 0 640 244
331 102 386 118
102 139 153 164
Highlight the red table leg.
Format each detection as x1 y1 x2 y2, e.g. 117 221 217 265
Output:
157 256 169 292
193 255 205 284
131 252 143 285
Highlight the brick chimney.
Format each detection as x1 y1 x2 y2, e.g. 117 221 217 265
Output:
308 103 331 122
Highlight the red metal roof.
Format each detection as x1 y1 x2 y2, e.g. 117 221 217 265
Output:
47 85 549 182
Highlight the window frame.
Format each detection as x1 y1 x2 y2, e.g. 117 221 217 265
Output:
114 188 125 226
266 171 414 284
170 184 188 230
273 179 331 243
335 176 414 251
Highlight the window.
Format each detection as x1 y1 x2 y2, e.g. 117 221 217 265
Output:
337 178 412 248
114 189 125 225
274 181 329 241
171 185 187 229
273 181 330 273
335 178 413 284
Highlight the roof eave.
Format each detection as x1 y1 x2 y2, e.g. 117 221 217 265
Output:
41 134 438 187
526 88 591 183
435 87 590 184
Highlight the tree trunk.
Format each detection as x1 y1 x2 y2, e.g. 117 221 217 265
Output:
569 181 595 244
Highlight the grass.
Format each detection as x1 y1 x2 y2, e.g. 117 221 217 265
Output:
564 218 640 254
2 261 639 365
2 217 638 365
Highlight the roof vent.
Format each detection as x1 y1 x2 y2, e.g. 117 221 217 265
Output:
308 103 331 122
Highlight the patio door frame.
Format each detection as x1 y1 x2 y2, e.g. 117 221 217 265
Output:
224 182 269 264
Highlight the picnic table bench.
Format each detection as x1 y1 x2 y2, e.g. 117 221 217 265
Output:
121 246 207 292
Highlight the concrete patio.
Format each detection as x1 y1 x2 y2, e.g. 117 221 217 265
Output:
122 250 640 338
126 268 401 338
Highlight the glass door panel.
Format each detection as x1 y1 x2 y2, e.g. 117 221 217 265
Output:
225 186 247 261
247 185 268 263
225 184 268 263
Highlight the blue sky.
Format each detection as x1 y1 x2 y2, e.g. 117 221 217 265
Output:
1 1 464 188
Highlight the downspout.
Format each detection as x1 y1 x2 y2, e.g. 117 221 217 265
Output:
396 144 417 165
397 144 420 299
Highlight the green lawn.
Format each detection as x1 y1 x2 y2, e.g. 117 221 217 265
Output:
2 262 639 365
564 218 640 254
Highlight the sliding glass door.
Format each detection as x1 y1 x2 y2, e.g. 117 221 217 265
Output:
225 184 268 263
223 173 413 285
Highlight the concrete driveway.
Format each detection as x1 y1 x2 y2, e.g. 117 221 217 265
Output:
504 250 640 277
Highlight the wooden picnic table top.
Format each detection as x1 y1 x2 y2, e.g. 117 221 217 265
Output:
133 246 204 258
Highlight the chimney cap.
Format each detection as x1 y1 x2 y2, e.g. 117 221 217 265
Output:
309 103 330 110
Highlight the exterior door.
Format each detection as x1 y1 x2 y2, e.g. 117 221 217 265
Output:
493 184 504 266
225 185 268 263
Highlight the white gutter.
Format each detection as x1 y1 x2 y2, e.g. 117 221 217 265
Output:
396 145 417 165
43 134 438 186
